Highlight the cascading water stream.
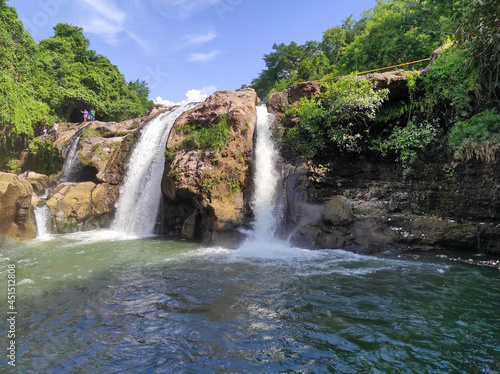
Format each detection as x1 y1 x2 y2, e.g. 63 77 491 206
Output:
237 105 287 256
251 105 281 239
112 105 193 236
60 124 89 182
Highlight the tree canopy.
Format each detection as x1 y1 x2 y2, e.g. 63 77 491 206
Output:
0 3 152 171
248 0 498 104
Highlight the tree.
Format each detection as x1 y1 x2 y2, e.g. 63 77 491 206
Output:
0 3 49 157
128 79 153 110
0 6 153 171
339 0 444 74
251 41 320 98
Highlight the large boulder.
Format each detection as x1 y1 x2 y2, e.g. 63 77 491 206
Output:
162 88 259 242
0 172 37 241
77 120 141 185
19 171 56 195
46 182 118 233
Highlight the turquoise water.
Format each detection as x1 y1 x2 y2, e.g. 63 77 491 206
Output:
1 232 499 373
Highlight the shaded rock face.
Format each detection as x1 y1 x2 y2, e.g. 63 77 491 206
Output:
161 88 259 243
267 71 414 117
0 172 37 241
282 155 500 254
271 73 500 254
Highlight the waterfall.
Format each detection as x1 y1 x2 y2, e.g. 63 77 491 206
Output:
34 204 52 240
112 105 193 236
60 124 88 182
247 105 282 241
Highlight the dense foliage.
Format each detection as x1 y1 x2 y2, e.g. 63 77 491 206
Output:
249 0 499 170
178 116 231 154
250 0 448 99
0 3 153 172
448 109 500 162
284 76 388 157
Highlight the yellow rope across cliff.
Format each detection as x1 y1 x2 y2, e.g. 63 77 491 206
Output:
311 57 431 83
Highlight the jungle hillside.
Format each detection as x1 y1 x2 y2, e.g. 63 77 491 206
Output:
0 0 153 173
244 0 499 170
1 0 499 175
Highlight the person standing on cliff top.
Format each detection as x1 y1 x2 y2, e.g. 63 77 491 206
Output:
43 122 48 136
90 108 96 122
81 109 88 122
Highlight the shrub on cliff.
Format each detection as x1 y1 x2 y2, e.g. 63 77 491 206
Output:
179 116 231 154
449 109 500 162
283 75 388 157
24 139 63 175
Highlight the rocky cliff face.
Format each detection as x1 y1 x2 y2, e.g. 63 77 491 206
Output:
36 107 173 234
161 89 259 243
0 172 37 242
268 74 500 254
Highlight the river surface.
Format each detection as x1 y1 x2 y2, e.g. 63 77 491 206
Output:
1 233 498 373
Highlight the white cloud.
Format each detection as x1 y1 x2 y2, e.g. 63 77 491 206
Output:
180 31 217 47
80 0 126 23
77 0 126 43
187 50 222 62
75 0 153 51
156 86 217 106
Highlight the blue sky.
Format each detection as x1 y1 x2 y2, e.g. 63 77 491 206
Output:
11 0 377 104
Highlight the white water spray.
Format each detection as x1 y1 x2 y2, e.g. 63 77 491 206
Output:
237 104 286 259
34 204 52 240
112 105 192 236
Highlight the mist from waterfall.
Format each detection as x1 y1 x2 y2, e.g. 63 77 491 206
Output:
34 204 52 240
112 105 192 236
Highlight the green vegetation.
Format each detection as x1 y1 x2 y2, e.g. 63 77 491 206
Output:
373 119 439 175
249 1 446 99
179 116 231 154
449 110 500 162
24 138 64 175
247 0 500 173
421 44 477 120
283 75 388 157
0 3 153 172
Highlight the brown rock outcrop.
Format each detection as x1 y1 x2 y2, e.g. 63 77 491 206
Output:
20 171 56 194
267 81 326 115
162 88 259 242
77 120 141 185
0 172 37 241
46 181 118 233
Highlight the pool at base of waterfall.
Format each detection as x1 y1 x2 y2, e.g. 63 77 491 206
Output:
1 233 499 373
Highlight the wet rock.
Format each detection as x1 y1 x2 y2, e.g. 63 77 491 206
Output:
322 196 354 226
